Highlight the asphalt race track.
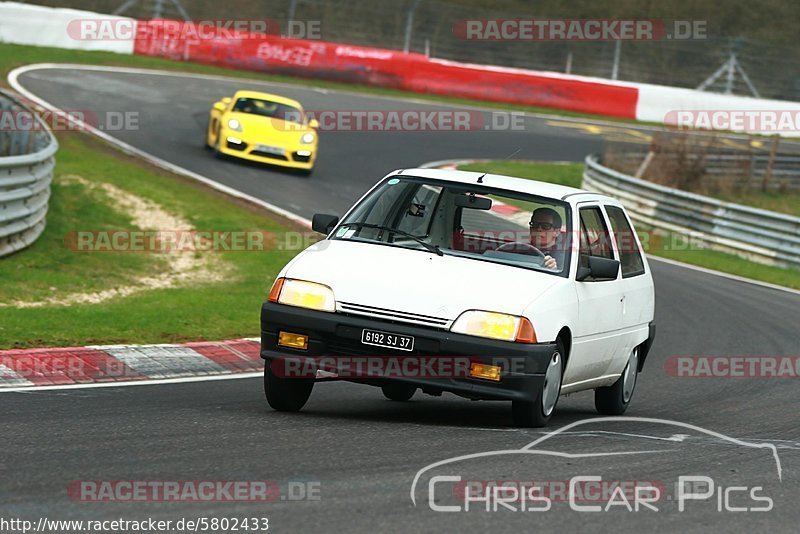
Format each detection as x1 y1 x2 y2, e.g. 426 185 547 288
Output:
4 66 800 531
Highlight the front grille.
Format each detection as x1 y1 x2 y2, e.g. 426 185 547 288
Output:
250 151 289 161
292 152 311 163
338 302 450 329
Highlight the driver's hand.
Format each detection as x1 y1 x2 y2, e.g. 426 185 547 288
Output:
544 255 558 270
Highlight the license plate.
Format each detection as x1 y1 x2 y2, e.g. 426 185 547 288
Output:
255 145 285 155
361 329 415 352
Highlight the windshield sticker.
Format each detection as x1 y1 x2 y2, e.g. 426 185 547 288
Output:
388 178 400 185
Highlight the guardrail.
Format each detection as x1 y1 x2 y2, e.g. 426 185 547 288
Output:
582 154 800 269
0 90 58 258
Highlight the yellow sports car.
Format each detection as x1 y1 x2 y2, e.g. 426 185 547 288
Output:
206 90 319 175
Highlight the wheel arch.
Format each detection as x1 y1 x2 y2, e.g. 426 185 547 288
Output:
556 326 572 370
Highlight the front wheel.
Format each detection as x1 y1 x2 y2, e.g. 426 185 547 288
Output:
213 126 225 159
264 364 314 412
595 347 639 415
512 342 564 427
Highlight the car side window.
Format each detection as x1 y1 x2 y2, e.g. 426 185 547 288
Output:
578 206 615 281
579 207 614 258
605 205 645 278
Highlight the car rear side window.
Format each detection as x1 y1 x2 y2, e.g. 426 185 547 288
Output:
605 205 645 277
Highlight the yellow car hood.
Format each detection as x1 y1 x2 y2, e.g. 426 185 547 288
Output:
227 112 314 145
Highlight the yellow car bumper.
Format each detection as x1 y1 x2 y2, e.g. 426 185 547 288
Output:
218 133 316 170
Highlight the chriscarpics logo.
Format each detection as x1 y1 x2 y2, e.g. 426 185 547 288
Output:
411 418 781 514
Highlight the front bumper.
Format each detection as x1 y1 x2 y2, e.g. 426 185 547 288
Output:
260 301 558 402
220 134 315 169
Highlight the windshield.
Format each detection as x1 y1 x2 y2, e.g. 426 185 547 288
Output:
332 176 572 276
231 97 304 123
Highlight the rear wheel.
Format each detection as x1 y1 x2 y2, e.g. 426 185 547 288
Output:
264 363 314 412
595 347 639 415
381 382 416 402
512 341 564 427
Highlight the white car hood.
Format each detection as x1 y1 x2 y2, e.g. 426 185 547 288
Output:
283 240 561 323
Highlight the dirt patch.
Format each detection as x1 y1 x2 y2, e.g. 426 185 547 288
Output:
5 174 231 308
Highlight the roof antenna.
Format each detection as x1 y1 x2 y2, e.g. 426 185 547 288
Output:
477 173 485 184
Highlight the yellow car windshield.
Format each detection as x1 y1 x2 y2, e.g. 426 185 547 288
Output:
232 98 304 124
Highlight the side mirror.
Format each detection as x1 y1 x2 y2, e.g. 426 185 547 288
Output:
312 213 339 235
308 118 320 130
222 97 232 105
213 102 226 112
576 255 620 281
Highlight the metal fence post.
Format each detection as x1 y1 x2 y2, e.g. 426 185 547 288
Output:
403 0 423 54
611 39 621 80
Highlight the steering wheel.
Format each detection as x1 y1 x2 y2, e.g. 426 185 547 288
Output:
495 242 546 264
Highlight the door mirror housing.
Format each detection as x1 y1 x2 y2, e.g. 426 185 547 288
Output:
312 214 339 235
576 255 620 281
308 118 320 130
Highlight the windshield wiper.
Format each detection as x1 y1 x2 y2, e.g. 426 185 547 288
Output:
339 222 443 257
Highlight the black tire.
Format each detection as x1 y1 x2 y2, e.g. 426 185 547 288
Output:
512 340 565 428
264 364 314 412
595 347 639 416
204 118 212 149
213 126 224 159
381 382 416 402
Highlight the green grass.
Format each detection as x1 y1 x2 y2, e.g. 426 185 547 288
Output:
0 166 162 302
0 42 645 124
458 160 800 290
0 133 300 349
715 190 800 218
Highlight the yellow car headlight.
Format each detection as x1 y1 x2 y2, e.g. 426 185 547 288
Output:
228 118 243 132
269 278 335 312
301 132 315 144
450 310 536 343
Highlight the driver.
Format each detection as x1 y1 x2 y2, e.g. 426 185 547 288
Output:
529 207 564 270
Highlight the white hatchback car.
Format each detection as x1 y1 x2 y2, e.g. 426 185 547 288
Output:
261 168 655 427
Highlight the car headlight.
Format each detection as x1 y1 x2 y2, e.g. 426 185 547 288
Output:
228 118 243 132
268 278 335 312
301 132 315 144
450 310 536 343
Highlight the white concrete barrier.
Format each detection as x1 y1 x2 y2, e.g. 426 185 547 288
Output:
635 83 800 138
0 1 135 54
